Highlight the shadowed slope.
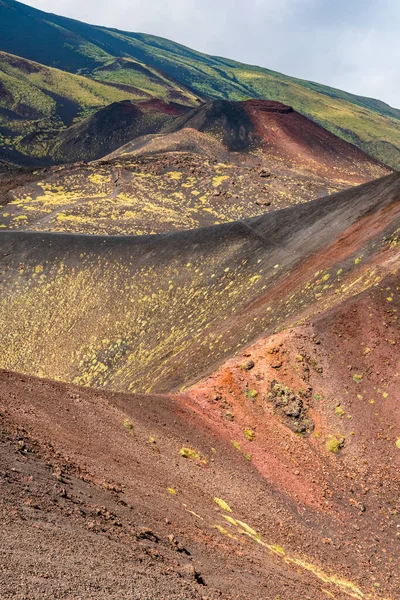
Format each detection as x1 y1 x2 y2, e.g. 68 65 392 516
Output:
1 1 400 167
0 172 399 392
164 100 390 182
0 51 168 164
0 49 199 164
48 100 188 164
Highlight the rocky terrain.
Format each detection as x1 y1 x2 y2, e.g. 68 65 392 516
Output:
0 2 399 599
0 100 390 235
1 257 399 598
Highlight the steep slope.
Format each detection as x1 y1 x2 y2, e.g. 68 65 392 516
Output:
1 0 400 167
0 49 199 164
105 127 230 161
0 272 399 597
91 56 201 105
163 100 389 181
49 99 188 163
0 172 399 392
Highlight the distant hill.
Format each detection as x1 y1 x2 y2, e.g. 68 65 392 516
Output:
163 100 389 182
0 49 199 164
1 0 400 168
49 99 188 163
1 102 390 236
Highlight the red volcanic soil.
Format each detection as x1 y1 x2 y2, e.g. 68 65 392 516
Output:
0 171 399 597
0 372 358 600
164 99 390 184
0 273 399 594
242 99 386 181
186 273 400 596
1 275 399 598
136 98 191 116
0 310 400 600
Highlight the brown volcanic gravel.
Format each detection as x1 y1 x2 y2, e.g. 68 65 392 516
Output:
1 298 399 600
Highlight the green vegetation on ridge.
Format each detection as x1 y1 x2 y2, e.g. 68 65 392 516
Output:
0 51 152 161
1 0 400 167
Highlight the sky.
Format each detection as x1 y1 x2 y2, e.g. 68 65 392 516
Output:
22 0 399 107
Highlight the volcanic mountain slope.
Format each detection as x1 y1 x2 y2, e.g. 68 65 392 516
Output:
0 50 199 164
48 99 189 164
0 171 399 394
0 100 391 235
0 268 399 598
106 127 231 161
163 100 389 181
1 1 400 168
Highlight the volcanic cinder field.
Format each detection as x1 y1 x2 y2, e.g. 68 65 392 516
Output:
0 2 400 600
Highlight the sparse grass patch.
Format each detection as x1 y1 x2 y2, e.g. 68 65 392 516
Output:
123 419 134 434
326 435 345 453
212 175 229 188
221 514 238 526
179 447 201 460
214 497 232 512
243 428 255 441
271 545 286 556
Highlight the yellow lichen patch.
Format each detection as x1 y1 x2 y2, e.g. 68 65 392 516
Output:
249 275 262 284
221 514 238 527
221 512 381 599
179 447 201 460
213 525 238 540
353 374 363 383
179 447 207 464
214 497 233 512
286 557 366 599
167 488 176 495
270 545 286 556
235 520 259 538
88 173 110 185
212 175 229 187
326 435 344 453
243 428 255 441
167 171 183 180
185 508 204 520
